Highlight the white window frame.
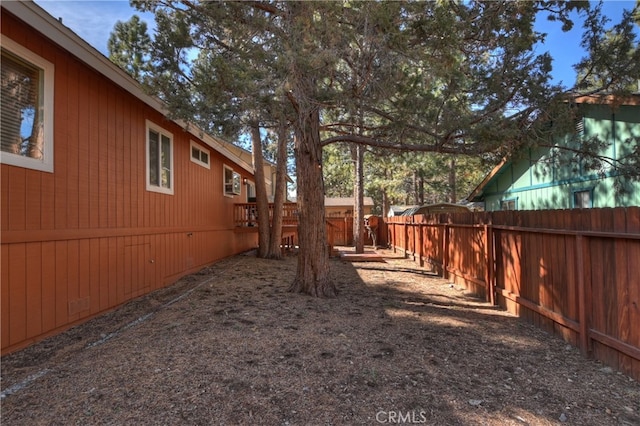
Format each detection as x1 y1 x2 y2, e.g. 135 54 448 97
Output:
573 189 593 209
246 179 256 202
500 198 517 211
190 140 210 169
223 165 241 197
146 120 174 195
0 36 54 173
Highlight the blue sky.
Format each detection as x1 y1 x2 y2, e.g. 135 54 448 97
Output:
35 0 637 89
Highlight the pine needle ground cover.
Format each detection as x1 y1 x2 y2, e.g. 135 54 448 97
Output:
2 251 638 425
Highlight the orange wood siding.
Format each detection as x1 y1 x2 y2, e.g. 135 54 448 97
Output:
1 11 258 354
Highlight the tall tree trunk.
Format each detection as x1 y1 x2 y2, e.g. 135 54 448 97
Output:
382 168 391 218
413 171 420 205
449 157 457 203
351 48 366 254
266 115 289 259
286 1 334 297
352 144 364 253
418 172 425 205
382 187 389 220
288 105 335 297
250 123 271 258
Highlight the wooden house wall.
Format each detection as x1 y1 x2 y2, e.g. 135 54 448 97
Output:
1 12 257 354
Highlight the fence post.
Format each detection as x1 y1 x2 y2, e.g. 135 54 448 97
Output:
403 218 409 258
442 223 449 280
410 217 416 261
418 219 424 267
392 221 396 253
484 224 495 305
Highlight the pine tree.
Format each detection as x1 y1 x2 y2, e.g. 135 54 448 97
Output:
107 15 152 82
130 0 636 296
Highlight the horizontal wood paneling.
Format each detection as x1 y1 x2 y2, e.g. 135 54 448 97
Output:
1 11 258 354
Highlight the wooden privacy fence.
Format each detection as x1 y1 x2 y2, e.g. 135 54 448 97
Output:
326 217 354 246
387 208 640 381
232 205 387 251
325 216 387 247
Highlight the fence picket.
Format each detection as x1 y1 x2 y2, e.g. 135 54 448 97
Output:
387 208 640 381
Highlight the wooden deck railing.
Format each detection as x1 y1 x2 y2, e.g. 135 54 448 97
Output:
234 202 299 228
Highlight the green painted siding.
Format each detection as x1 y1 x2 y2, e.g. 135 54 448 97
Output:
511 154 531 189
477 103 640 211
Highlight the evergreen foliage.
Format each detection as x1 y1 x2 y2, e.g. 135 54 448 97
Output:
116 0 639 295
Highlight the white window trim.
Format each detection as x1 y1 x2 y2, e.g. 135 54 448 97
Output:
573 188 593 209
500 198 517 211
189 140 210 169
223 164 241 197
0 36 54 173
146 120 174 195
245 179 256 202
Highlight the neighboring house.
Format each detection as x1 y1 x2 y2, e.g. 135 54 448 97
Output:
400 203 471 216
468 95 640 211
324 197 374 218
387 205 419 217
0 1 266 353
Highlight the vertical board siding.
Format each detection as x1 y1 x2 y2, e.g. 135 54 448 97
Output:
88 75 101 230
41 242 57 334
2 244 10 349
78 239 91 317
78 66 91 230
54 50 69 231
1 12 258 354
25 170 41 230
122 101 132 229
8 168 26 231
54 241 68 328
1 168 9 232
115 95 125 229
8 244 27 346
387 208 640 381
41 170 55 231
88 239 101 315
626 209 640 379
66 240 80 323
66 53 80 230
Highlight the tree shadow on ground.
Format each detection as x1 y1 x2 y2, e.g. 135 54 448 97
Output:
1 254 638 425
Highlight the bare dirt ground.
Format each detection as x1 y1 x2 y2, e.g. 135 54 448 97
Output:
1 249 639 425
